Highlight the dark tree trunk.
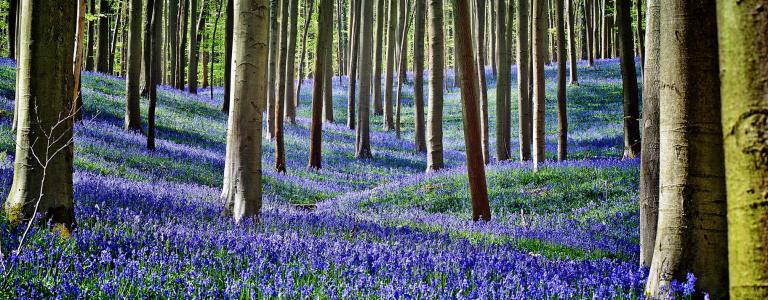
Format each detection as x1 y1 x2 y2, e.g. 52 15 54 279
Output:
86 0 96 71
125 0 144 132
517 0 532 161
96 0 111 73
221 0 233 113
7 0 17 59
346 0 361 129
412 0 426 152
372 0 385 115
616 0 640 158
147 0 162 150
309 0 332 168
556 0 568 161
188 0 201 94
355 0 373 159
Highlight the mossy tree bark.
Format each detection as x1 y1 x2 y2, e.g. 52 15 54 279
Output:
717 0 768 298
645 0 727 298
426 0 444 172
5 0 77 229
274 0 289 173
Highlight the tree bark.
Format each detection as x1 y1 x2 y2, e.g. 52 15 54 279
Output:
639 0 659 268
167 0 179 86
125 0 144 132
87 0 96 71
426 0 444 172
7 0 17 59
346 0 361 129
96 0 111 73
645 0 727 298
147 0 162 150
5 0 77 228
188 0 201 94
516 0 532 161
355 0 374 158
295 0 315 109
566 0 578 84
717 0 768 298
532 0 548 169
372 0 385 115
635 0 644 73
73 0 86 121
222 0 268 222
495 0 511 161
382 0 397 130
394 0 412 139
322 40 334 122
453 0 491 222
266 0 279 136
284 0 299 123
584 0 594 66
556 0 567 161
221 0 233 113
616 0 640 158
475 0 489 163
274 0 289 172
413 0 426 152
176 0 189 90
309 0 332 168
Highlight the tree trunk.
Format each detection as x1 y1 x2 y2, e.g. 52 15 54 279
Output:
5 0 76 229
372 0 385 115
188 0 200 94
125 0 144 132
295 0 315 109
73 0 86 121
266 0 279 136
413 0 426 152
322 41 334 122
426 0 444 172
584 0 594 66
475 0 489 163
283 0 299 123
489 0 496 79
517 0 531 161
355 0 374 159
382 0 397 130
635 0 644 73
556 0 567 161
717 0 768 298
309 0 332 168
7 0 17 59
639 0 659 268
645 0 727 298
96 0 111 73
532 0 548 169
108 5 121 75
453 0 491 222
176 0 189 90
222 0 268 222
394 0 412 139
274 0 289 172
566 0 578 84
616 0 640 158
147 0 162 150
221 0 233 113
168 0 179 87
346 0 361 129
495 0 510 161
87 0 96 71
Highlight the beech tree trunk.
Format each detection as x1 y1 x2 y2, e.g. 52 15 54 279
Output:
532 0 548 169
556 0 567 161
187 0 200 94
125 0 144 132
412 0 426 152
266 0 279 137
96 0 111 73
87 0 96 71
309 0 332 168
274 0 289 173
645 0 727 298
475 0 489 163
322 41 334 122
617 0 640 158
168 0 179 85
346 0 360 129
382 0 397 130
639 0 659 268
284 0 299 123
495 0 511 161
221 0 233 113
7 0 17 59
355 0 373 158
147 0 162 150
5 0 76 229
394 0 412 139
584 0 594 66
426 0 444 172
566 0 578 84
516 0 531 161
372 0 385 115
453 0 491 222
222 0 268 222
717 0 768 298
295 0 314 109
73 0 86 121
176 0 190 90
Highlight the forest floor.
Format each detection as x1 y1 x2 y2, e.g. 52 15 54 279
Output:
0 58 695 298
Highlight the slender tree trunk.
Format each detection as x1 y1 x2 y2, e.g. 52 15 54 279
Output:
96 0 111 73
295 0 315 109
221 0 233 113
322 43 334 122
176 0 189 90
274 0 289 172
5 0 76 229
516 0 531 161
383 0 397 130
556 0 567 161
266 0 279 136
584 0 594 66
109 5 121 75
7 0 17 59
495 0 510 161
412 0 426 152
222 0 268 222
346 0 361 129
718 1 768 297
188 0 200 94
336 0 346 75
168 0 179 87
532 0 547 169
616 0 640 158
426 0 444 171
635 0 644 73
125 0 144 132
475 0 489 163
87 0 96 71
147 0 162 150
394 0 412 139
73 0 86 121
566 0 578 84
489 0 496 79
639 0 659 268
354 0 374 158
309 0 332 168
453 0 491 222
645 0 727 298
202 37 209 88
284 0 299 123
372 0 385 115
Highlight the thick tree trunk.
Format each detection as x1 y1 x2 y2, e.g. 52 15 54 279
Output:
382 0 397 130
188 0 200 94
309 0 332 169
346 0 360 129
616 0 640 158
274 0 289 172
147 0 162 150
5 0 76 228
221 0 233 113
475 0 489 163
566 0 578 85
453 0 491 222
355 0 373 158
639 0 659 268
495 0 510 161
125 0 144 132
645 0 727 298
532 0 548 169
556 0 567 161
372 0 385 115
717 0 768 298
283 0 299 123
266 0 279 136
96 0 111 73
412 0 426 152
222 0 268 222
426 0 444 172
516 0 531 161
